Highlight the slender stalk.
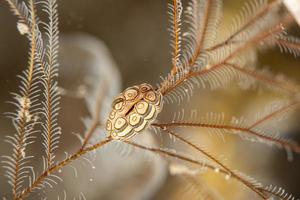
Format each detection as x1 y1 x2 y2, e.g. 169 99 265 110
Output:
226 63 299 94
152 119 300 154
161 16 293 96
161 128 268 199
16 137 113 200
249 101 300 129
12 0 37 198
207 0 281 52
124 140 268 199
170 0 182 75
81 81 107 149
189 0 212 66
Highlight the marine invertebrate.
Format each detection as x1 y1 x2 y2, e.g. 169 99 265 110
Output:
1 0 300 199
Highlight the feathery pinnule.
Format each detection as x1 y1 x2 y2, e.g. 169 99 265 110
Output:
2 0 62 198
3 0 42 198
1 0 300 199
40 0 61 170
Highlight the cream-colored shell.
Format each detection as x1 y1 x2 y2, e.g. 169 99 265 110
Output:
106 83 163 140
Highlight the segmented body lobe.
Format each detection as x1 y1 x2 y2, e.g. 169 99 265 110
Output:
106 83 163 140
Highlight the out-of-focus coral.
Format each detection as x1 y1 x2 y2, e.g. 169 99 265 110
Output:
51 34 168 199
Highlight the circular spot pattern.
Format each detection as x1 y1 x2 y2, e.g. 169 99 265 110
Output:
136 101 149 115
140 83 151 92
106 121 112 131
109 111 116 119
113 98 124 110
129 113 142 126
114 117 126 130
124 88 138 100
145 91 156 102
105 83 163 140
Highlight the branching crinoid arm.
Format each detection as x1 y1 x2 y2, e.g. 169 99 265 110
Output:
273 34 300 58
164 0 222 88
262 185 299 200
5 0 63 197
159 127 300 199
4 0 44 63
152 99 300 156
40 0 61 169
207 0 282 52
14 137 113 200
81 81 108 149
4 0 34 33
168 0 183 75
125 139 300 199
2 0 41 198
150 95 300 198
152 125 299 199
159 0 299 100
16 77 110 199
5 0 43 57
224 62 300 94
3 0 99 198
184 0 222 67
16 34 111 200
123 139 292 199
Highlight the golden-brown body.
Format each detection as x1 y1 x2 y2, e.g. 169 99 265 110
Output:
106 83 163 140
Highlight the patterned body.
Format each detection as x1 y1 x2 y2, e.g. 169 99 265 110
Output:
106 83 163 140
